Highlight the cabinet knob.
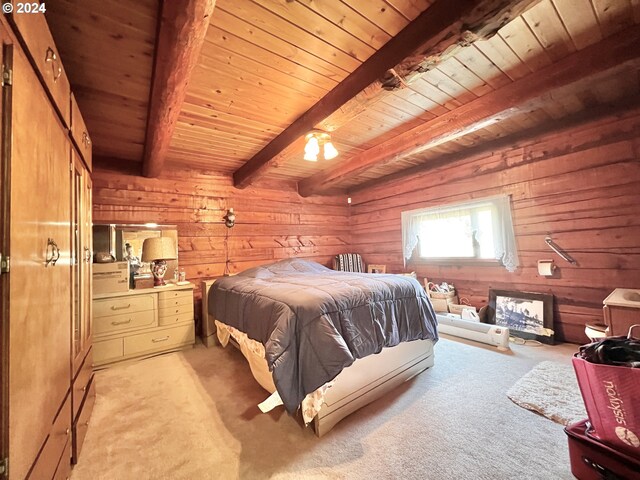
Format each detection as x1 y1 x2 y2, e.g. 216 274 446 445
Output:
65 428 70 435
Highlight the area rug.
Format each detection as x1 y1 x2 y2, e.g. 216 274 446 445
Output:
507 360 587 425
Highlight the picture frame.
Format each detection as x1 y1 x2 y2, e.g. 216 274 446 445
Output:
367 264 386 274
487 289 554 344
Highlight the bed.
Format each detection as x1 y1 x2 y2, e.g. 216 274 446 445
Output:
202 258 438 436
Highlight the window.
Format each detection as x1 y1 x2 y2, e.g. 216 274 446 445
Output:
401 195 519 272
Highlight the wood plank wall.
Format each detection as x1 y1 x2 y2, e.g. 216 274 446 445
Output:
92 164 351 328
349 109 640 344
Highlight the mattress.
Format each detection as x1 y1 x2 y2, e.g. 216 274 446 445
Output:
210 258 438 413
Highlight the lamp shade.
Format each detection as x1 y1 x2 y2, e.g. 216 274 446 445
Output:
142 237 176 262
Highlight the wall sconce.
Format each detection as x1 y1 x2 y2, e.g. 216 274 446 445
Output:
223 208 236 228
223 208 236 276
304 130 338 162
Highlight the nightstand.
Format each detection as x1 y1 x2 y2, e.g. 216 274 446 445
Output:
603 288 640 337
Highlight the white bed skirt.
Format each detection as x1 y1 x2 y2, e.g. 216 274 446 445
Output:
215 319 434 436
201 280 435 436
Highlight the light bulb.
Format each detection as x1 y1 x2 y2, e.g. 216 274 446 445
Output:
323 141 338 160
304 135 320 161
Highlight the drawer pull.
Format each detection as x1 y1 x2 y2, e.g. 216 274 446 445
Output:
111 304 131 311
81 385 87 392
44 47 62 82
111 319 132 326
65 428 70 435
152 336 170 343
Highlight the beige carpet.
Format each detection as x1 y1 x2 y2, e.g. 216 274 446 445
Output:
507 361 587 426
72 337 579 480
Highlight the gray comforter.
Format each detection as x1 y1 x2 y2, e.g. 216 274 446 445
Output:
210 258 438 413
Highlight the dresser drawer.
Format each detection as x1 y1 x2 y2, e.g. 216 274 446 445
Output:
158 294 192 310
158 289 193 301
10 12 71 126
72 348 93 421
124 324 195 357
27 394 71 480
93 338 124 365
94 294 155 318
72 377 96 464
158 310 193 327
94 309 156 336
52 436 71 480
71 93 92 171
159 302 192 317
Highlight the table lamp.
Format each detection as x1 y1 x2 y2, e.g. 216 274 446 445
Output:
142 237 177 287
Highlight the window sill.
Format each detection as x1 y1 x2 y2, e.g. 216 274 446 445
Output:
411 257 501 267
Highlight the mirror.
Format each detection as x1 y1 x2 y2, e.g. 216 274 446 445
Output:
93 224 179 283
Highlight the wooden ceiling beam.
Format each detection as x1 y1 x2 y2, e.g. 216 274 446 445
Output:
298 24 640 197
348 98 640 202
233 0 542 189
142 0 216 178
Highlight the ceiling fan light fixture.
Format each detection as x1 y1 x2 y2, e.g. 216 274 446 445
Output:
304 130 338 161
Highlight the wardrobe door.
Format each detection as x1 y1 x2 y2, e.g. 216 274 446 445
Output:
0 23 11 480
7 41 71 480
71 154 92 374
82 170 92 351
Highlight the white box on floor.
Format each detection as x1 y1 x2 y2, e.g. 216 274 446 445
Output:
436 313 510 350
93 262 129 294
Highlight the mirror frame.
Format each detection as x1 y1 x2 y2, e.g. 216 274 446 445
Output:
93 224 179 277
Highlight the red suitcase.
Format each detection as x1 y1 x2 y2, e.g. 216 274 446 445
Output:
565 420 640 480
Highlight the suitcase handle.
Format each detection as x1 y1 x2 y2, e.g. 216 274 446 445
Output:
627 324 640 339
582 456 623 480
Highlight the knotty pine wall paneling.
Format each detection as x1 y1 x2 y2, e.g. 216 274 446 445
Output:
92 164 351 329
349 110 640 344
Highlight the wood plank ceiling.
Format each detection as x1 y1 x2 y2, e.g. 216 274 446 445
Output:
46 0 158 161
47 0 640 192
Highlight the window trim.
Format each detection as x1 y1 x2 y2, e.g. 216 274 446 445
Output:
401 194 520 272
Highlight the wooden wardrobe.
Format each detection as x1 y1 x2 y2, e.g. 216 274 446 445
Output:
0 11 94 480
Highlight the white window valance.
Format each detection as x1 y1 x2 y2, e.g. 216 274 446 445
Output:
401 194 520 272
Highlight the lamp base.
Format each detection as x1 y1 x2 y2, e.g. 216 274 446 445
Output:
151 259 168 286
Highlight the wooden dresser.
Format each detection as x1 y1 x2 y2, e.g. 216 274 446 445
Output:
1 11 93 480
93 283 196 367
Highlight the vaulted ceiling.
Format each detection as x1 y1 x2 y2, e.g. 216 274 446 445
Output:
46 0 640 195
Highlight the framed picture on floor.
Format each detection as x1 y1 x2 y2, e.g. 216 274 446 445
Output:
487 290 554 344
